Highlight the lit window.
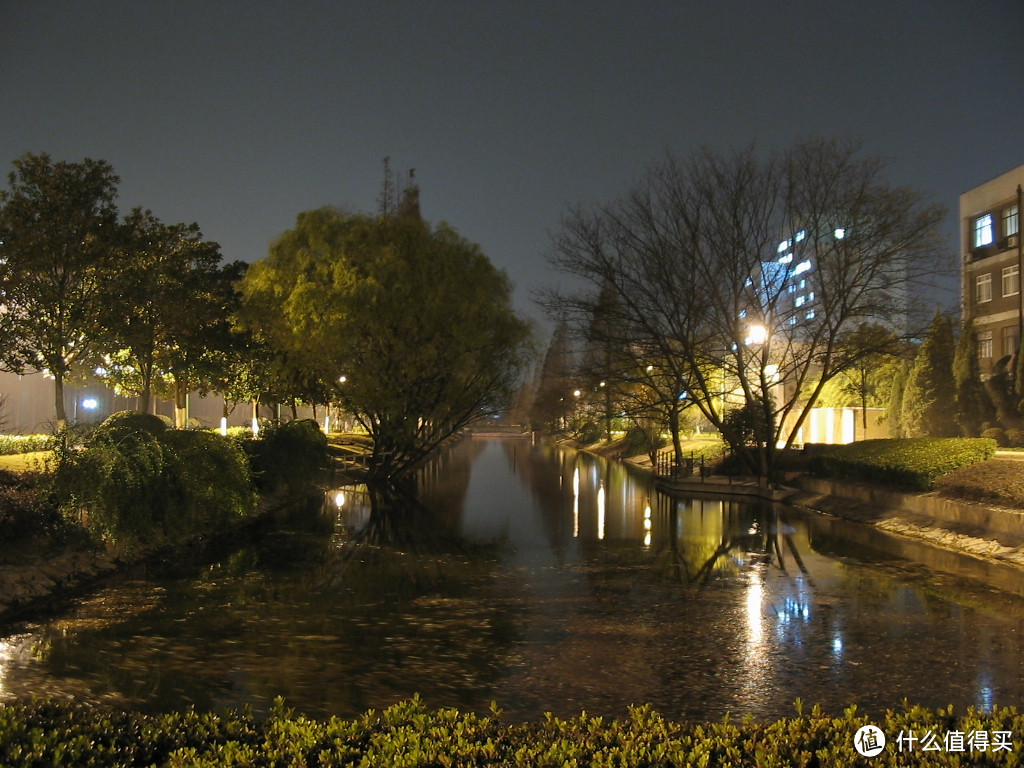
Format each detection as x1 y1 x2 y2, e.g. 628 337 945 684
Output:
795 295 805 307
739 309 747 318
799 279 807 289
834 227 846 240
787 284 796 294
778 253 793 264
806 310 815 320
777 239 791 253
795 260 811 275
808 291 815 301
1003 325 1020 358
974 214 995 247
1004 205 1019 238
977 273 993 303
978 329 993 359
1002 265 1019 297
795 230 806 242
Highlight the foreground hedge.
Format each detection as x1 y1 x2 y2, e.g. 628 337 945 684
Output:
1 697 1021 766
809 438 997 491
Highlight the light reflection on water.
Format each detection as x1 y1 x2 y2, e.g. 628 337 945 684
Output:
0 437 1023 722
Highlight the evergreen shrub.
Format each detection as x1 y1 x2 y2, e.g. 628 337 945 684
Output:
809 437 997 491
0 433 54 455
981 427 1008 447
56 411 256 547
243 418 329 491
0 469 68 545
0 697 1021 767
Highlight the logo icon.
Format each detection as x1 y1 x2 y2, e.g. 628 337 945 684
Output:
854 725 886 757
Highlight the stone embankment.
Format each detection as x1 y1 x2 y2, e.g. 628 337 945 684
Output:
0 548 120 622
786 475 1024 569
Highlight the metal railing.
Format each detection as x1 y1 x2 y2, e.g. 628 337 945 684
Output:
654 449 708 480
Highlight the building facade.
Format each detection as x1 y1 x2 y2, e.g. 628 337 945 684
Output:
961 165 1024 376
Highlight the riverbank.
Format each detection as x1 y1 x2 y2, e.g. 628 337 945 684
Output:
569 435 1024 573
0 489 307 626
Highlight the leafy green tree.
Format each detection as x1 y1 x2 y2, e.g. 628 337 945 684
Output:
901 312 958 437
100 209 227 415
161 259 247 428
241 207 532 479
884 358 912 437
953 318 995 436
0 153 120 430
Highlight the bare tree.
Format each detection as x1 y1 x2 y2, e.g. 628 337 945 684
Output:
545 140 948 482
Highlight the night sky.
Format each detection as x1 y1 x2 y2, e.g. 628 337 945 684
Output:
3 1 1023 328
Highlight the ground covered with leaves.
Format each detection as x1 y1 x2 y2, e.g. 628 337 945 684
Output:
936 459 1024 509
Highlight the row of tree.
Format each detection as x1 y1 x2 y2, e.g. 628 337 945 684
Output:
0 153 532 479
0 153 243 430
531 139 951 480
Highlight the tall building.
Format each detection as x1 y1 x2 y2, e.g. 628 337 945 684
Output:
961 165 1024 376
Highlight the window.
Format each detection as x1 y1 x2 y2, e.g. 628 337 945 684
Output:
976 273 992 303
974 214 995 247
1004 204 1019 238
1003 265 1020 297
1003 325 1020 358
978 329 993 359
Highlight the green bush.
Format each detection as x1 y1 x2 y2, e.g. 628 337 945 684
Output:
1005 428 1024 448
576 419 602 444
243 418 328 491
159 430 256 534
88 410 169 445
981 427 1008 447
809 437 997 491
0 433 54 455
56 413 256 547
0 697 1021 767
622 424 663 458
0 469 71 545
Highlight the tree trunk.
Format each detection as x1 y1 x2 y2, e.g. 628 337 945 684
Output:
54 372 68 432
669 403 684 460
173 378 189 429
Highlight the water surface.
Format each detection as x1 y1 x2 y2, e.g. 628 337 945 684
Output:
1 437 1023 722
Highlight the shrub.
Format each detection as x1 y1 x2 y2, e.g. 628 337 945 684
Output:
89 410 169 446
0 433 54 455
809 437 997 491
0 470 69 545
159 430 256 534
622 424 663 459
576 420 602 444
0 698 1022 767
1005 428 1024 448
244 418 328 491
981 427 1007 446
56 413 257 547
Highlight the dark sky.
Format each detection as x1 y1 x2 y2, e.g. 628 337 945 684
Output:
3 1 1023 328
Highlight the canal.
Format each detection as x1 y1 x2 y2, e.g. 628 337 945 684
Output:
1 436 1023 722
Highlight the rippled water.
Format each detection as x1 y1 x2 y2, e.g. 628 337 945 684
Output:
1 437 1023 722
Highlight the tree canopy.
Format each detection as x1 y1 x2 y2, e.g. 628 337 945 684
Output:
241 207 532 479
0 153 121 429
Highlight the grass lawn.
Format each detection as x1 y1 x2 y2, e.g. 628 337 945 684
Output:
0 451 52 473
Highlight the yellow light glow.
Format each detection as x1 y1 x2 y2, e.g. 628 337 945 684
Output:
746 324 768 345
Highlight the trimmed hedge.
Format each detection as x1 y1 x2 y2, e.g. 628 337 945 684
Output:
0 433 53 455
0 697 1021 766
809 437 997 491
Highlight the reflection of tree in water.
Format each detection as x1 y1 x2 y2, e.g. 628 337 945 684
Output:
649 497 811 585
